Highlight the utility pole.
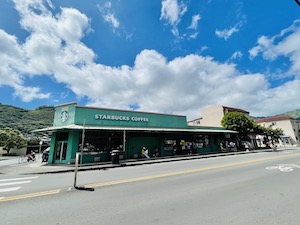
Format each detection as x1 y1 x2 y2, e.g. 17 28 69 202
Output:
73 120 94 191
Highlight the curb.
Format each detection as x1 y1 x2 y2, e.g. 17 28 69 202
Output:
25 150 268 175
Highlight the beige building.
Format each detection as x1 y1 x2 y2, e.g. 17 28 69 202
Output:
188 105 250 127
188 105 300 148
256 116 300 147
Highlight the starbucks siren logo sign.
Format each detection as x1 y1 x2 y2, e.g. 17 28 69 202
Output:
60 111 69 123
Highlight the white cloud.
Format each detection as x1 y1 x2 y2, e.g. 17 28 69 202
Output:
0 30 24 86
105 2 111 8
215 26 238 40
215 21 243 40
160 0 187 37
1 0 300 119
249 36 275 60
0 28 49 100
103 13 119 28
188 14 201 30
249 20 300 76
200 46 208 52
13 85 50 102
160 0 187 25
97 2 120 32
96 1 132 39
189 32 199 40
46 0 55 9
230 51 243 60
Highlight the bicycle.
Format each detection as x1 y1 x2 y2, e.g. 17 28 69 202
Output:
18 155 28 163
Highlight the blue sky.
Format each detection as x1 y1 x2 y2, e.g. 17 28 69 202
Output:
0 0 300 120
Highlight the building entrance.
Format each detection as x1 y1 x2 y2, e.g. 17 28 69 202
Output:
54 141 68 163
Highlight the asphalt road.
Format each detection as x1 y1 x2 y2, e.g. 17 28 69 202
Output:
1 150 300 225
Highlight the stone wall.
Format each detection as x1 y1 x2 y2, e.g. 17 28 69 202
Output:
0 147 27 156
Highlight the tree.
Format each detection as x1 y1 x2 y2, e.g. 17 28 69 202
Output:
262 126 284 146
221 112 254 141
0 128 27 153
251 120 265 135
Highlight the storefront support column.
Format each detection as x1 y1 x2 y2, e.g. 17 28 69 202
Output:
123 130 126 158
80 121 86 165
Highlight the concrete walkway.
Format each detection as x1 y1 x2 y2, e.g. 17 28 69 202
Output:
0 147 299 175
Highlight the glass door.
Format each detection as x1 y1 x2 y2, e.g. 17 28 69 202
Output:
54 141 68 163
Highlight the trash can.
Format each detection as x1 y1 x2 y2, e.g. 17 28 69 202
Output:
111 150 120 164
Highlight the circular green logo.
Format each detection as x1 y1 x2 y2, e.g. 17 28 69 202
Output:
60 111 68 123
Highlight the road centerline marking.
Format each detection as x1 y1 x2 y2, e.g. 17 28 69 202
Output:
86 153 300 189
1 153 300 203
0 189 61 203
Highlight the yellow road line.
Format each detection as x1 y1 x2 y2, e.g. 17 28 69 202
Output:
2 153 300 202
0 189 61 203
86 153 300 188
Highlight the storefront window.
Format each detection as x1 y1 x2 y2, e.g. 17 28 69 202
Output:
164 139 176 151
193 135 210 148
80 131 123 152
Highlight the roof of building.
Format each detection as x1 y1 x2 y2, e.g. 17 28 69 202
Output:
33 124 238 134
58 102 186 117
256 115 294 123
187 117 202 123
222 106 249 114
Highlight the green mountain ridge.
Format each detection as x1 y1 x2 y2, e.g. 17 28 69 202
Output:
0 103 55 135
279 109 300 119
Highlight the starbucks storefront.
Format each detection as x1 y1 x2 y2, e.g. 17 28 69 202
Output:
35 102 237 164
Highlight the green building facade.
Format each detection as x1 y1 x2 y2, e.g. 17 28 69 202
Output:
35 102 237 164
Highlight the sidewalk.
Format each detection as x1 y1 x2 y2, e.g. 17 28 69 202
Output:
0 147 299 175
